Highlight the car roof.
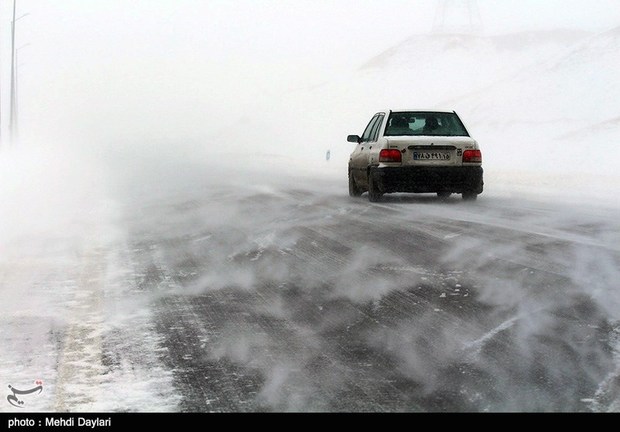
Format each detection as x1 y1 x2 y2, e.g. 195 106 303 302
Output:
386 109 456 114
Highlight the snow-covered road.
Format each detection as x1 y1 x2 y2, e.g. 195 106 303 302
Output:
2 156 619 412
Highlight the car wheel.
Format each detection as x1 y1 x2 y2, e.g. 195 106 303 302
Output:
437 191 452 199
348 170 362 197
368 173 383 202
462 192 478 201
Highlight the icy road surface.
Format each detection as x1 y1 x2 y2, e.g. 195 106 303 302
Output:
2 158 620 412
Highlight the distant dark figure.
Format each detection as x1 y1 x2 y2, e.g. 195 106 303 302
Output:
388 116 413 135
423 116 440 134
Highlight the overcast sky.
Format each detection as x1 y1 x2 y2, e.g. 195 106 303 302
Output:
2 0 619 146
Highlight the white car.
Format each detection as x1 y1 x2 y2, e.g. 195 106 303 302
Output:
347 110 483 202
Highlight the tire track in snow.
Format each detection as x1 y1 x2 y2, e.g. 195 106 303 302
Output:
53 221 181 411
55 248 106 411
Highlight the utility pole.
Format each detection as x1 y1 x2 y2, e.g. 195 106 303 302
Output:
10 0 17 144
432 0 483 35
15 43 29 142
0 0 3 149
10 0 28 145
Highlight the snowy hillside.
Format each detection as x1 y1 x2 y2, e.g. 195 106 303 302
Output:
449 26 620 177
359 30 590 104
245 27 619 199
252 30 586 152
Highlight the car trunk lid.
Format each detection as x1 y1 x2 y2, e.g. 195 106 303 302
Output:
385 136 476 167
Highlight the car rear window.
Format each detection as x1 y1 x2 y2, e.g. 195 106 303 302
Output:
385 112 469 137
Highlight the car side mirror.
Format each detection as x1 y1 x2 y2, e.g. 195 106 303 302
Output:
347 135 361 143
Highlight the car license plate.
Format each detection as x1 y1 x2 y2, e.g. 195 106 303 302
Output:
413 151 451 161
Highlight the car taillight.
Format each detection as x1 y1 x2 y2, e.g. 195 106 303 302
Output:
379 149 402 163
463 149 482 163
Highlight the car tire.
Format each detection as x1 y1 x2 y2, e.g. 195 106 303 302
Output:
437 191 452 200
462 192 478 201
368 173 383 202
349 170 362 197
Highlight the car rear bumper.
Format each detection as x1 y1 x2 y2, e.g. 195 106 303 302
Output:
371 165 484 194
